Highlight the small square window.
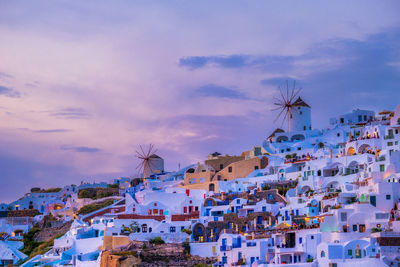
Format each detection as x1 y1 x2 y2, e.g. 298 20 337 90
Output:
386 194 391 200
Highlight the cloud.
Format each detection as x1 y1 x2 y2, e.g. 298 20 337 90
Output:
0 72 13 79
193 84 249 99
260 77 299 87
60 145 101 153
179 55 294 71
17 128 71 133
35 129 70 133
0 85 21 98
50 108 90 119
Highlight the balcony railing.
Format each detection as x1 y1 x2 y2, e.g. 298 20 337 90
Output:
220 245 231 251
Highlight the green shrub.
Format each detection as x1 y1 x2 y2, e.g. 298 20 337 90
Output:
371 227 382 233
113 251 138 257
77 199 114 215
181 228 192 235
149 237 165 245
182 241 190 254
78 190 92 199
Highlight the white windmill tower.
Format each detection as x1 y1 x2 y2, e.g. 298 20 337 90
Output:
273 80 311 132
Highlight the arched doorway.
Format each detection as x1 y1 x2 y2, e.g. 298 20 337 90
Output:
347 147 356 156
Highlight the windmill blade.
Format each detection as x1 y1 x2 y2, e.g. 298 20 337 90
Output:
286 80 289 101
273 96 284 104
281 109 289 128
291 87 302 102
146 144 153 158
136 161 144 170
273 103 284 107
278 86 286 103
271 106 284 111
289 80 296 102
274 107 286 123
139 145 146 157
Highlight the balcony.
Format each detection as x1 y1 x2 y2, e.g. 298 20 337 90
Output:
220 245 232 251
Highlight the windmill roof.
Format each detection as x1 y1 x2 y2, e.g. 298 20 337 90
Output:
268 128 285 139
292 97 310 108
149 154 162 159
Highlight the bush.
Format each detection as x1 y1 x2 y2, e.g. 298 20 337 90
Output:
113 251 138 257
40 188 62 193
78 190 92 199
306 257 314 262
77 199 114 215
78 188 118 200
371 227 382 233
182 241 190 254
149 237 165 245
108 184 119 189
181 228 192 235
21 227 41 256
262 184 271 191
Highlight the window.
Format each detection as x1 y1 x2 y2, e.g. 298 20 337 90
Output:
311 235 314 239
340 212 347 222
170 226 176 233
376 213 389 219
299 237 302 244
321 250 326 257
353 225 357 231
348 249 352 256
189 178 196 184
380 164 385 172
297 147 301 150
358 115 362 122
219 164 223 170
254 166 259 170
142 224 147 233
386 194 391 200
228 166 232 173
388 142 393 146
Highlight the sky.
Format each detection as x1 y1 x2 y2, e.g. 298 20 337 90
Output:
0 0 400 203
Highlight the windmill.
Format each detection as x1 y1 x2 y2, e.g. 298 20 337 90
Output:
272 80 302 132
135 144 158 186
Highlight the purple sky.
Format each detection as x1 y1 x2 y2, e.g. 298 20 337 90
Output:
1 1 400 203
